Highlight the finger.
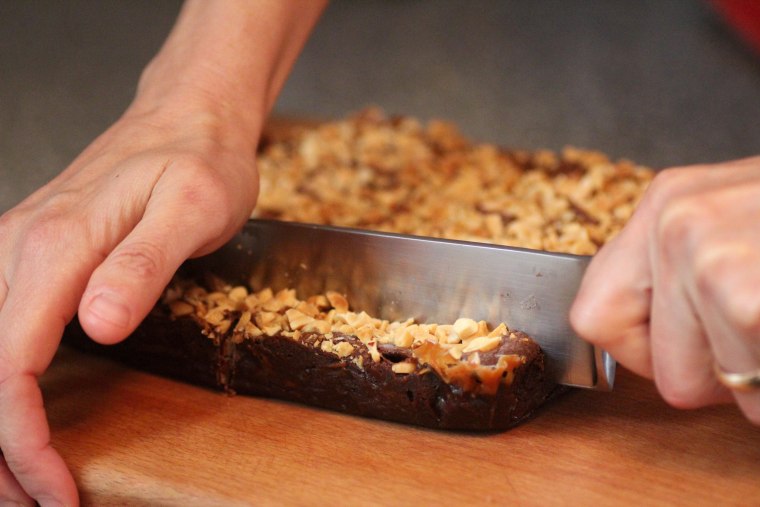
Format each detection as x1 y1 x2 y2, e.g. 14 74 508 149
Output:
0 216 97 504
685 188 760 422
570 231 654 378
701 254 760 422
0 454 34 506
650 180 760 410
571 159 760 380
700 259 760 423
0 374 78 506
648 247 727 408
78 161 247 344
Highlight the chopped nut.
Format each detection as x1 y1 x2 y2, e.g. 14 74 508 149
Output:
296 301 320 318
453 318 479 339
256 288 273 302
487 323 509 338
262 297 285 313
355 325 376 343
333 341 355 358
243 321 263 338
228 286 248 303
243 294 259 310
393 327 415 348
391 362 416 374
307 294 329 308
234 311 252 333
303 320 332 334
448 345 464 360
207 292 230 306
326 291 349 312
368 341 381 363
169 300 195 317
204 307 228 326
462 336 502 353
343 311 374 329
216 319 232 334
445 331 461 344
275 289 298 307
255 311 278 328
338 324 356 335
286 308 314 330
263 325 281 336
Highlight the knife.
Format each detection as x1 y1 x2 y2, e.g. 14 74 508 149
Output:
184 219 614 390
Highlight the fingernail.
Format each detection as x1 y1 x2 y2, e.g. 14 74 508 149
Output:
88 292 131 328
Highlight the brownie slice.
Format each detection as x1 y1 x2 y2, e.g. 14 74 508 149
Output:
63 277 558 431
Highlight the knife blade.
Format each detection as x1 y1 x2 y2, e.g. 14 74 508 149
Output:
185 219 614 390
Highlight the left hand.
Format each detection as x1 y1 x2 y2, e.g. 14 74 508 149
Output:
570 156 760 424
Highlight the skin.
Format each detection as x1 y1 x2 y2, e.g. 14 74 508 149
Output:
1 0 758 504
0 1 327 504
570 157 760 425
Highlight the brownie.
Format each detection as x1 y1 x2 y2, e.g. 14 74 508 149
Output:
63 278 558 431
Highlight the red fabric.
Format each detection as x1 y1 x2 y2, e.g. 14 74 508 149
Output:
711 0 760 54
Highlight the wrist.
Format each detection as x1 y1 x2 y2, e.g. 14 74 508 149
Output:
124 0 326 151
127 59 264 151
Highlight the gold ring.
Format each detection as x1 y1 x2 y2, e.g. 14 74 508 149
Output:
713 362 760 392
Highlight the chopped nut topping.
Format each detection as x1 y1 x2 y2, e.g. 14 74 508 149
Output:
166 277 527 391
254 109 652 255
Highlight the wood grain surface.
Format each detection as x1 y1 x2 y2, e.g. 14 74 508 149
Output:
41 345 760 507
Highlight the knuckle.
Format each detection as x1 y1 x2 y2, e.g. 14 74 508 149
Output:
646 167 689 206
656 195 711 259
694 245 760 334
20 214 67 258
15 191 84 257
110 241 167 280
170 159 241 229
0 207 17 232
169 156 228 204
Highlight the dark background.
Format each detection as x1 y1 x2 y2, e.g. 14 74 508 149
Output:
2 0 759 213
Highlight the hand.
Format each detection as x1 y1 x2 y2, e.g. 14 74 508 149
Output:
570 156 760 424
0 92 260 505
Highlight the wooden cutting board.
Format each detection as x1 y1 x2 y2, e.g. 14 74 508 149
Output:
41 345 760 506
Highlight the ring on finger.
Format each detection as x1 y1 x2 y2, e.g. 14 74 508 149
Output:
713 362 760 392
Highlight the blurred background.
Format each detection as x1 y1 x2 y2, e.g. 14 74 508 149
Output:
2 0 759 213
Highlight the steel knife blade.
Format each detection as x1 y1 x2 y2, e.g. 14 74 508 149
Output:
184 219 614 390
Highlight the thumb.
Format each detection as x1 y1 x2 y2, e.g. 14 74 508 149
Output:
78 170 247 345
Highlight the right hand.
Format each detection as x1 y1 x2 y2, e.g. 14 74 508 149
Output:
0 88 261 505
